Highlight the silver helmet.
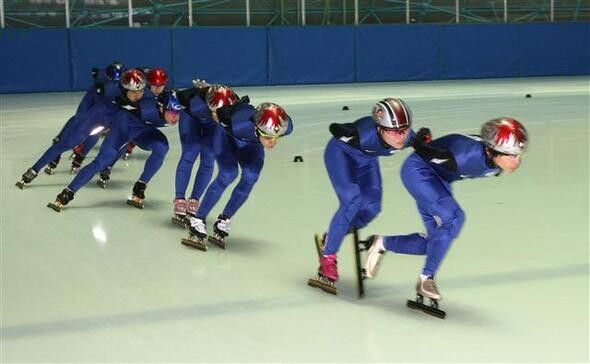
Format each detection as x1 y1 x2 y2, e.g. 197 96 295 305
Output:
372 98 412 130
253 102 291 137
481 117 528 155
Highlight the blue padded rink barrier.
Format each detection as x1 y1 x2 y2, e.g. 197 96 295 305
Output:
1 76 589 362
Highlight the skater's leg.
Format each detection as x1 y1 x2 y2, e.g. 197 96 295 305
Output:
133 129 169 184
350 159 382 229
79 133 101 156
174 119 201 199
189 124 216 201
322 140 363 255
195 130 237 220
219 143 264 218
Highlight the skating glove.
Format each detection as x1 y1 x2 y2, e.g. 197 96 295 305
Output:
415 127 432 144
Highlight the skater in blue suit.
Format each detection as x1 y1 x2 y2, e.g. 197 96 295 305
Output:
47 71 180 212
183 100 293 249
16 62 125 188
363 117 528 302
172 83 239 226
308 98 433 295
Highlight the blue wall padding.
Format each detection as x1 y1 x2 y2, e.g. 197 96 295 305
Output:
356 25 439 82
519 22 590 76
0 29 71 93
69 28 172 90
440 24 521 79
268 26 356 85
172 27 267 88
0 23 588 93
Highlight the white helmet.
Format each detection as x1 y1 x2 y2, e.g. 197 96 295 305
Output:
372 98 412 130
481 117 528 155
253 102 291 138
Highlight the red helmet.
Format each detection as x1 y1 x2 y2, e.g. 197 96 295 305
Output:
147 68 168 87
481 117 528 155
120 69 147 91
205 84 238 111
372 98 412 130
253 103 291 137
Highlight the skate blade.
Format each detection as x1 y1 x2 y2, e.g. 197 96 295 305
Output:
15 181 25 189
208 235 226 249
44 167 53 175
307 277 338 295
70 169 79 175
47 202 63 212
406 299 446 319
126 199 144 209
181 238 207 251
171 216 188 228
97 180 106 189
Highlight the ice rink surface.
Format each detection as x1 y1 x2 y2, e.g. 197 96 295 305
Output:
1 76 589 362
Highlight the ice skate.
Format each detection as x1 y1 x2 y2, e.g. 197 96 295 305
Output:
16 168 38 189
47 188 75 212
70 153 85 174
44 156 61 175
208 214 230 249
96 168 111 189
126 181 146 209
363 235 386 279
171 198 188 228
187 198 199 217
351 228 366 298
181 217 207 251
406 275 446 319
307 234 339 295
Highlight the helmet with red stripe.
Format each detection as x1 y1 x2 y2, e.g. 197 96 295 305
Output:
253 103 291 138
120 69 147 91
372 98 412 130
205 84 238 112
481 117 528 155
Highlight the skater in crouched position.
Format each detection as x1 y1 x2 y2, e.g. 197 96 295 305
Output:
308 98 432 295
47 71 179 212
172 83 238 227
182 100 293 250
363 117 528 317
16 62 125 187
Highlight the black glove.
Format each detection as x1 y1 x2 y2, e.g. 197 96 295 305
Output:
415 127 432 144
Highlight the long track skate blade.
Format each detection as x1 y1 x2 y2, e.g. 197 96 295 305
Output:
47 202 63 212
181 238 207 251
314 234 324 257
307 277 338 295
208 235 226 249
406 299 446 319
126 199 144 209
171 216 188 228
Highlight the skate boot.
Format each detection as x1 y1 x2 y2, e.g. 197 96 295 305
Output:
96 167 111 189
406 275 446 319
181 217 207 251
47 188 75 212
171 198 188 228
126 181 147 209
308 252 339 295
16 168 38 189
44 156 61 175
363 235 386 279
187 198 199 217
70 153 85 174
208 214 230 249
